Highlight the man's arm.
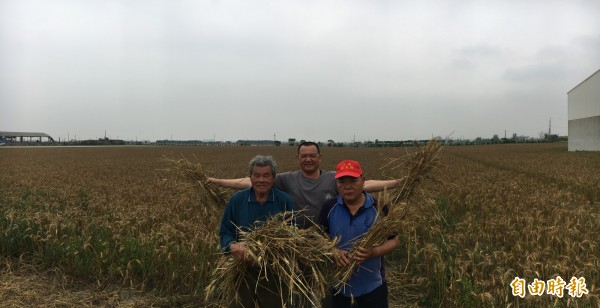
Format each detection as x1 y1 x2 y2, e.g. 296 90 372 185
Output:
219 199 238 253
364 177 407 193
207 177 251 190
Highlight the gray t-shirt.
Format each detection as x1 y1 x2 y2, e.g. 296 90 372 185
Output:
274 170 337 227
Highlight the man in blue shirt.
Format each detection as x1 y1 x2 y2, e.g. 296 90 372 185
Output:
219 155 296 308
318 159 399 308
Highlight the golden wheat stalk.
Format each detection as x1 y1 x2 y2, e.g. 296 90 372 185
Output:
205 211 338 307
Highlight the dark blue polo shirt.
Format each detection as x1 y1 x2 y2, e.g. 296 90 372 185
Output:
219 187 296 253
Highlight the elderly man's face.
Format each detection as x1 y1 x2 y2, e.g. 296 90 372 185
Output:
250 165 274 195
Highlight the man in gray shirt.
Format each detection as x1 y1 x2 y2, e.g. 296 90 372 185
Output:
207 141 403 228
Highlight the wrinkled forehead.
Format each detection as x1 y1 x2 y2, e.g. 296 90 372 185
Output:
252 165 272 173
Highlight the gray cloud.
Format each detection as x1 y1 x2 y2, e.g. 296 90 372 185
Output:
1 0 599 142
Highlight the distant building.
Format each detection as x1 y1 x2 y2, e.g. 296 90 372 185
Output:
236 140 281 146
0 131 55 144
80 137 125 145
568 69 600 151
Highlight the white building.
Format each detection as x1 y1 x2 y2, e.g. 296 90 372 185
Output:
568 69 600 151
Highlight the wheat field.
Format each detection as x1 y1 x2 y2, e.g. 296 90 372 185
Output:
1 143 598 307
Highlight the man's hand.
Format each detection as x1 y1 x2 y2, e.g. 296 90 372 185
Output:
206 177 219 185
353 246 374 264
334 248 352 267
229 242 247 262
352 238 399 264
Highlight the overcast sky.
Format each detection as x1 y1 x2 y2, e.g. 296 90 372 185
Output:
1 0 599 142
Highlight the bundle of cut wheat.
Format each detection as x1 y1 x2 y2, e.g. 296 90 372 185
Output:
380 138 442 204
333 139 442 290
160 156 230 246
161 156 229 207
205 212 338 307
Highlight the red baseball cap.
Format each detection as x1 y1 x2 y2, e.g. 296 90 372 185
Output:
335 160 363 179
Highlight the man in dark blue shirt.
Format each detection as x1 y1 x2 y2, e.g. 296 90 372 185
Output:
219 155 296 308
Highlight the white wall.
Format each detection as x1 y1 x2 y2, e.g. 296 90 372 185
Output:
568 69 600 151
568 116 600 151
568 70 600 120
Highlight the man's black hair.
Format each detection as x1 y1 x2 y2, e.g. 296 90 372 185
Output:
297 141 320 154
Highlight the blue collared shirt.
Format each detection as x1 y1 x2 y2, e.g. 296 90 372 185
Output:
319 192 386 297
219 187 296 253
